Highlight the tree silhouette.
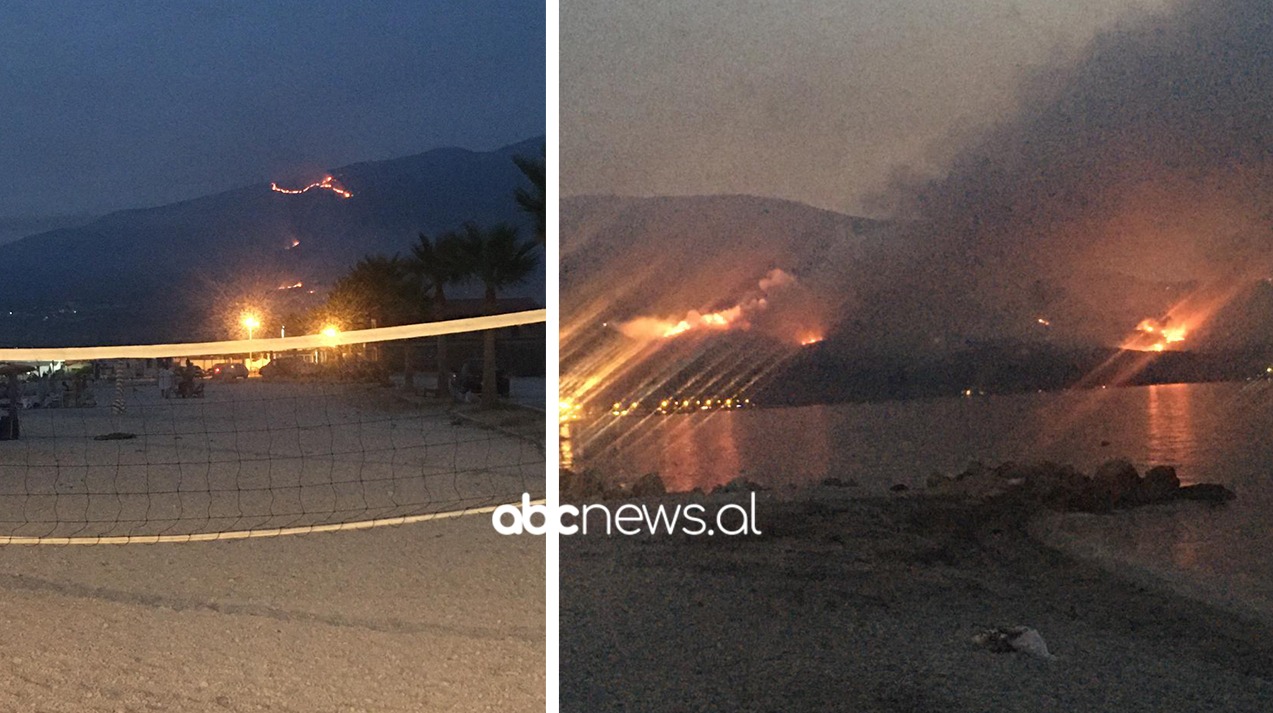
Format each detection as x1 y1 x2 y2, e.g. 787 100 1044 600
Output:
323 254 418 330
512 152 545 244
319 254 418 378
409 231 466 395
453 222 539 408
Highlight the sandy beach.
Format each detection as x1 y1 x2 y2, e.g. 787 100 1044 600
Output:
0 512 544 712
561 489 1273 712
1 380 543 539
0 379 546 711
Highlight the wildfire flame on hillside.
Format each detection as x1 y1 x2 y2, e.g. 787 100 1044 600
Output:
1121 316 1187 352
561 267 820 427
271 175 353 199
613 268 807 342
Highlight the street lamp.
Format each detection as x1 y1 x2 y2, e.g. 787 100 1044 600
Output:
242 314 261 339
242 314 261 361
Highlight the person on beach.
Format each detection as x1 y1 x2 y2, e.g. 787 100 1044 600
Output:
157 363 175 399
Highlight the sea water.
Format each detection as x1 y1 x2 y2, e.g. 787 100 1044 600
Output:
571 381 1273 618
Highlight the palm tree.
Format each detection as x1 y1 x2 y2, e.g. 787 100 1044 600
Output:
325 254 417 329
512 152 545 244
453 222 539 408
408 231 466 396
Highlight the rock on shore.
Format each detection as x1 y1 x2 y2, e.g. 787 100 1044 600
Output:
928 459 1235 512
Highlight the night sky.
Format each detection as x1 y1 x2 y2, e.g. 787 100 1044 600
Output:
562 0 1173 216
1 1 545 223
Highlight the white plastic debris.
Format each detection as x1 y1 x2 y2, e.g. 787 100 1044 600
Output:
971 626 1057 660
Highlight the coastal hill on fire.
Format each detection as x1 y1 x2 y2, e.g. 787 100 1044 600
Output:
563 193 1273 406
0 137 546 346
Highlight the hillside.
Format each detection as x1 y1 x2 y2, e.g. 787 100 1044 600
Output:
0 138 545 346
562 194 886 327
560 193 1273 408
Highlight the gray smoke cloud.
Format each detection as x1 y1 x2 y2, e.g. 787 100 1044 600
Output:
857 0 1273 350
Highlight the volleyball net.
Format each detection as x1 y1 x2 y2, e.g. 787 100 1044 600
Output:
0 310 546 544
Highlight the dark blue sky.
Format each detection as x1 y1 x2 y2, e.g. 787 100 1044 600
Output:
1 1 545 218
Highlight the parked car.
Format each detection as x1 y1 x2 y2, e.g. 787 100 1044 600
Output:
210 362 249 380
451 359 510 398
259 356 319 380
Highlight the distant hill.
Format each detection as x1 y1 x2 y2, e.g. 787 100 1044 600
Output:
0 212 99 246
561 193 1273 409
0 138 545 346
562 194 887 325
560 194 1230 353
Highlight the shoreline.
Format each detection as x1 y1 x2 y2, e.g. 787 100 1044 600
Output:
561 490 1273 711
1031 504 1273 630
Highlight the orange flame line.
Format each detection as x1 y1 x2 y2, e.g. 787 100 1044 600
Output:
270 175 352 199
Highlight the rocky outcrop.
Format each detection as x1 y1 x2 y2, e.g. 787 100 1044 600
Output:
927 458 1235 512
714 477 767 494
1175 483 1237 502
561 468 612 502
1122 465 1181 506
1091 459 1141 510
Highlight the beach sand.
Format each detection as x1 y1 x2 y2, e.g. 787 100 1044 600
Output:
561 490 1273 712
0 379 545 711
1 380 543 538
0 514 544 712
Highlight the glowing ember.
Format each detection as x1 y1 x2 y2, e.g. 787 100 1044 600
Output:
798 332 824 346
1036 317 1051 327
271 175 352 199
288 239 301 249
276 282 303 290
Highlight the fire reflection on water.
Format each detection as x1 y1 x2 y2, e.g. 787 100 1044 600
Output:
1145 383 1196 484
565 406 832 493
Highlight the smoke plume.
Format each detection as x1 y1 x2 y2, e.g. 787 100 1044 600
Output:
858 0 1273 350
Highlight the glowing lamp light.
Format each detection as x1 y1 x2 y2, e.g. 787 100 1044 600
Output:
241 314 261 341
558 398 585 423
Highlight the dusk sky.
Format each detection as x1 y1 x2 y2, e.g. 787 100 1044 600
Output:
1 1 545 222
562 0 1173 217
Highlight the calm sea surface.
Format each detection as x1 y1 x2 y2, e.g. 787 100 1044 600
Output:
568 381 1273 619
